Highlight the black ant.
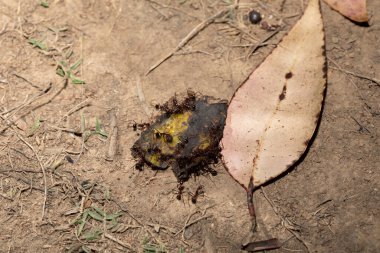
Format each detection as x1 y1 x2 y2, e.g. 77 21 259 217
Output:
178 136 189 148
172 97 179 108
131 122 150 131
154 130 173 143
190 185 204 204
203 166 218 176
155 102 170 113
155 92 197 115
183 90 196 110
162 133 173 143
135 160 144 171
175 183 185 200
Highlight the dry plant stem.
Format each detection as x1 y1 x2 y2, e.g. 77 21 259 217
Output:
260 187 312 253
136 76 153 117
328 57 376 115
79 184 95 213
62 99 91 121
112 199 164 245
247 178 257 231
0 192 13 200
350 115 371 134
182 214 212 238
150 4 170 19
145 5 236 75
247 30 279 59
0 168 40 173
106 109 118 161
1 82 52 116
13 73 44 90
48 125 82 135
0 171 44 192
175 210 213 242
104 233 135 252
16 131 48 220
0 79 67 133
146 0 201 20
242 238 281 252
224 22 259 42
107 0 123 35
0 21 8 35
7 151 14 169
329 66 380 86
75 113 86 163
147 223 176 234
175 211 197 237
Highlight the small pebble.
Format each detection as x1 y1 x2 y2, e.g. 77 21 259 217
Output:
248 10 262 24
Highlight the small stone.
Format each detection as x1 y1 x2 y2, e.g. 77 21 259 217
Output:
332 37 339 44
248 10 262 24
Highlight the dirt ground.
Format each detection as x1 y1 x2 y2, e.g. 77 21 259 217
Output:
0 0 379 252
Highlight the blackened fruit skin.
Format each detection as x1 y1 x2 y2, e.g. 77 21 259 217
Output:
249 10 262 24
131 96 227 182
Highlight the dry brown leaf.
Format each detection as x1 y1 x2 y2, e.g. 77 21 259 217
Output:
324 0 368 22
221 0 326 189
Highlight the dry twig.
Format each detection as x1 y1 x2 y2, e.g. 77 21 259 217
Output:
247 29 279 59
106 109 118 161
136 76 153 117
0 79 67 133
329 66 379 86
146 0 201 20
112 199 165 245
175 210 213 244
62 99 91 121
0 21 8 35
261 187 312 253
16 132 48 220
105 233 135 252
145 5 236 75
1 82 52 116
13 73 44 91
0 171 44 192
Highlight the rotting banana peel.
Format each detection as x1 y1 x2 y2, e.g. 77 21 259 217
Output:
131 93 227 181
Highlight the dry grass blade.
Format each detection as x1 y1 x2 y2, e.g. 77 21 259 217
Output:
15 132 48 220
104 233 135 251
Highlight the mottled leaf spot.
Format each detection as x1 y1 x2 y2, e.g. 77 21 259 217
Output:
285 72 293 79
279 85 287 101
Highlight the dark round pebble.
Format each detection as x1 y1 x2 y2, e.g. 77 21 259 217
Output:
248 10 262 24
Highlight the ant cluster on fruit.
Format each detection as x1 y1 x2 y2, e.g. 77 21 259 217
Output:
154 90 197 115
131 90 227 203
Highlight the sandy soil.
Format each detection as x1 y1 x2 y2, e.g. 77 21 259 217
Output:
0 0 379 252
